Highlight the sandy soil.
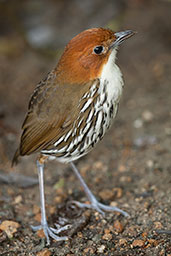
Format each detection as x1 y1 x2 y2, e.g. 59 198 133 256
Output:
0 1 170 255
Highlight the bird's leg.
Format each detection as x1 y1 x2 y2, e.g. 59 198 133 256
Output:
70 162 129 217
31 158 70 245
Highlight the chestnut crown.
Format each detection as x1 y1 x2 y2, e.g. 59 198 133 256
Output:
55 28 120 85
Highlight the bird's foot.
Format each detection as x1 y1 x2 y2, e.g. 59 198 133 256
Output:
70 199 129 217
31 222 71 245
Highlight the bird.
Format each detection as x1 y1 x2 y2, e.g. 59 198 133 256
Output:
12 27 135 245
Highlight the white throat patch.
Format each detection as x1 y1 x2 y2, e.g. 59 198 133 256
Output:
100 48 124 103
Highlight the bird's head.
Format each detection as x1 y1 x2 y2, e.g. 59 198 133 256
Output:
56 28 135 85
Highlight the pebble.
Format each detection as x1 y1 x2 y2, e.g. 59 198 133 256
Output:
14 195 22 204
118 238 127 246
134 135 157 147
97 245 105 253
54 195 63 204
165 127 171 135
118 165 127 172
142 110 154 122
112 187 123 198
99 189 114 200
131 239 145 248
0 220 20 238
102 232 112 241
92 161 105 170
147 238 158 247
120 176 131 183
113 220 124 233
133 118 143 128
154 221 163 229
146 160 154 168
36 249 51 256
83 247 95 254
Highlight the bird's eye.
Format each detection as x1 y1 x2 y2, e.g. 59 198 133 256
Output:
93 46 104 55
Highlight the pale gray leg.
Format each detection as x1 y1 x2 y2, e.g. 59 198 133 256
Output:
70 162 129 217
31 160 70 245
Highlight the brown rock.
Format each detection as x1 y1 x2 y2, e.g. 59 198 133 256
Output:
131 239 145 248
112 187 123 198
113 220 124 233
0 220 20 238
83 247 95 254
118 238 127 246
118 165 127 172
102 232 112 241
54 195 63 204
141 231 148 238
99 189 114 200
36 249 51 256
154 221 163 229
147 239 159 247
120 176 132 183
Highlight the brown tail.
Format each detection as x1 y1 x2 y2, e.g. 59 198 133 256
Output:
11 148 20 167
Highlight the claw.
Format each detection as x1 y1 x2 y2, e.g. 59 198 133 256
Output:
70 162 130 218
70 200 129 217
31 223 69 245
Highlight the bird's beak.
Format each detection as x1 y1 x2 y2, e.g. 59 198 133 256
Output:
110 30 136 49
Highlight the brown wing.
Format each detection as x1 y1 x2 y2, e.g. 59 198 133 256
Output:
12 71 94 164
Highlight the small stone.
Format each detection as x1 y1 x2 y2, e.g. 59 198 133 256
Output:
147 239 158 247
54 195 63 204
133 118 143 128
120 176 131 183
77 232 83 238
159 248 165 255
99 189 114 200
36 249 51 256
146 160 154 168
118 238 127 246
113 220 124 233
93 161 104 170
112 187 123 198
104 228 110 234
102 233 112 241
83 247 95 254
154 221 163 229
14 195 22 204
131 239 145 248
49 206 56 214
118 165 127 172
134 135 157 147
141 232 148 238
142 110 154 122
165 127 171 135
97 245 105 253
127 226 138 237
110 201 118 207
0 220 20 238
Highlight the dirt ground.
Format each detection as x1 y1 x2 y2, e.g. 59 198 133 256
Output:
0 0 170 255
